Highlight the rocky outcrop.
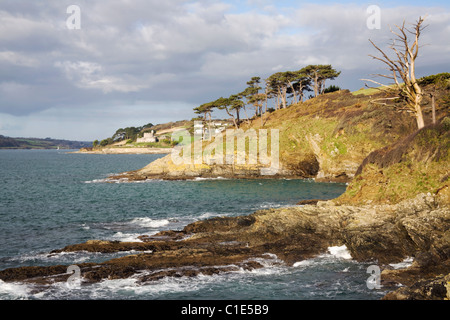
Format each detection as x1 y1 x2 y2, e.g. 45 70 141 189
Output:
305 133 360 182
110 151 304 181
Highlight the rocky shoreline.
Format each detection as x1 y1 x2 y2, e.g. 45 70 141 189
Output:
107 150 352 184
72 147 173 154
1 191 448 300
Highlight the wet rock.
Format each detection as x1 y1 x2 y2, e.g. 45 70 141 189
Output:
382 272 450 300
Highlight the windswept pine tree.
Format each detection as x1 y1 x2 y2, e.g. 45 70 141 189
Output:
192 65 340 124
214 96 244 129
302 65 341 97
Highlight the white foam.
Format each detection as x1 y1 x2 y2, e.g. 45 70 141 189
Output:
293 245 353 268
389 257 414 269
197 212 218 220
84 177 161 184
11 249 126 266
110 232 143 242
293 260 315 268
0 280 31 300
90 274 204 298
326 245 353 260
192 177 228 181
84 178 111 184
258 202 281 209
129 217 170 229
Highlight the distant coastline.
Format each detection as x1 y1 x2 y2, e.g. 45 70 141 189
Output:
0 135 91 150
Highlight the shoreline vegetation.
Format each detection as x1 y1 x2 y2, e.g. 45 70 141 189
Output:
1 79 448 300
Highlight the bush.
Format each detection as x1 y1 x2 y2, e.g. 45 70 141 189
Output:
441 117 450 131
418 73 450 86
324 85 341 94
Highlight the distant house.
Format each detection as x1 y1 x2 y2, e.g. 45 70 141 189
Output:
136 131 158 143
194 121 232 139
193 123 203 135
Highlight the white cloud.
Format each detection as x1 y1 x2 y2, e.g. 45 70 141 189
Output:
54 60 150 93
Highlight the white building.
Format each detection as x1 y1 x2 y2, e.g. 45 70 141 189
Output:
136 131 158 143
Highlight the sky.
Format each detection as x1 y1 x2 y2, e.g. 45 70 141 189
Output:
0 0 449 141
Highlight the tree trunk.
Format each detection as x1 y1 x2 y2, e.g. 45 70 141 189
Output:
264 91 268 113
280 87 287 108
225 107 238 130
431 94 436 124
242 106 250 124
207 113 212 140
289 82 297 104
415 103 425 129
297 83 304 103
260 107 263 127
319 79 326 94
313 72 319 97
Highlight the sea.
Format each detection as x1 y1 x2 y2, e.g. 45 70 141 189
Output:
0 149 404 301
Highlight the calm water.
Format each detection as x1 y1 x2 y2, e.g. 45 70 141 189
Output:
0 149 388 300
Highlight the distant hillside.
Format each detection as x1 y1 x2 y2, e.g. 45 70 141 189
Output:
0 135 92 150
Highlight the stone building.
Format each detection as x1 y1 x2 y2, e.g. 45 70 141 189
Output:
136 131 158 143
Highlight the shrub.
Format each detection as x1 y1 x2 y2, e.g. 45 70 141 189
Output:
418 73 450 86
324 85 341 94
441 117 450 131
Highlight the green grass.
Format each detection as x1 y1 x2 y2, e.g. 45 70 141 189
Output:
352 87 380 96
352 84 396 96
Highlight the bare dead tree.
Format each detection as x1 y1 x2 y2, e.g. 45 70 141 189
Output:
363 16 428 130
428 74 448 125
